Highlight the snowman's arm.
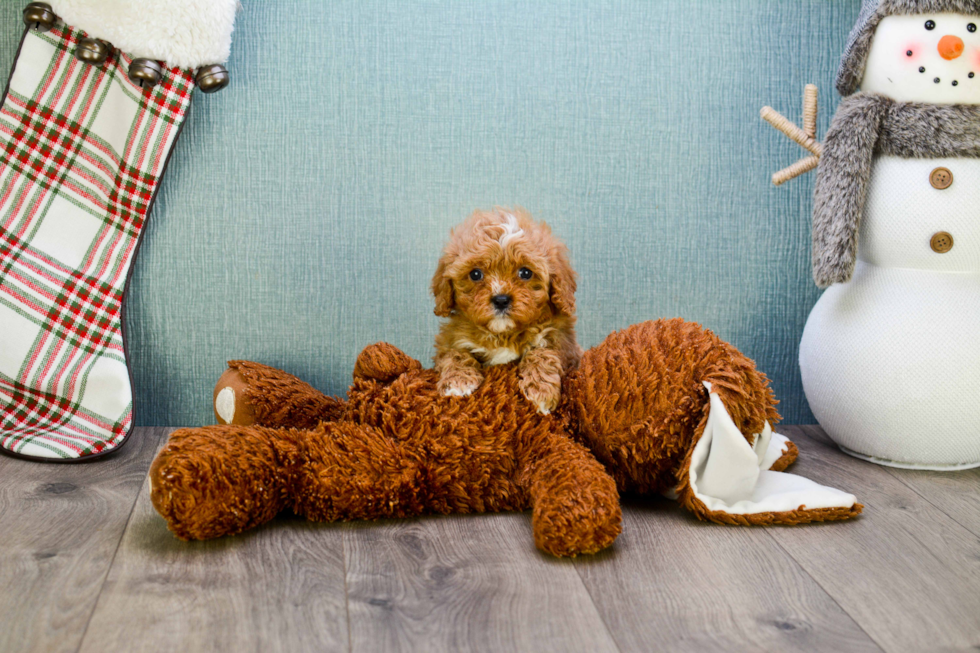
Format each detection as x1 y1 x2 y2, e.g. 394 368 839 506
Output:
811 93 889 288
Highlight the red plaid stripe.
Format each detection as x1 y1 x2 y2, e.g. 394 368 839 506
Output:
134 58 194 125
43 270 122 353
0 23 195 460
108 162 156 234
1 99 86 190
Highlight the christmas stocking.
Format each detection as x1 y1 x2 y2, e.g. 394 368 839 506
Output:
0 1 236 461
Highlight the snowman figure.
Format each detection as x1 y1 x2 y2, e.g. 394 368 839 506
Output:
796 0 980 469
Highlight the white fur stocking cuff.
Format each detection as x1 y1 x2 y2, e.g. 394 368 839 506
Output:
47 0 238 69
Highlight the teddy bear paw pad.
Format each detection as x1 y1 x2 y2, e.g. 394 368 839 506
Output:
215 386 236 424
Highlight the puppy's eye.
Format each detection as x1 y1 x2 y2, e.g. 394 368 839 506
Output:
518 267 533 280
969 23 977 33
469 269 484 281
925 19 936 30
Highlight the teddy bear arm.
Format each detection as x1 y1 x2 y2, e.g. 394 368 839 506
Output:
522 431 622 557
215 361 345 429
150 425 306 540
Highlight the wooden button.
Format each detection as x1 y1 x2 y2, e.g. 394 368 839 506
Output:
930 231 954 253
930 167 953 189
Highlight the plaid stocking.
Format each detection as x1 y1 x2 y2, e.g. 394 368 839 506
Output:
0 22 194 460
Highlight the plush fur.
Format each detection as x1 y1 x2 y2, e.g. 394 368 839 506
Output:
149 319 859 558
432 208 580 414
812 94 888 287
837 0 980 96
812 93 980 286
48 0 238 69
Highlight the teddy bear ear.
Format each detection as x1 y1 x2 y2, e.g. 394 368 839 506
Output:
548 244 576 318
431 252 455 317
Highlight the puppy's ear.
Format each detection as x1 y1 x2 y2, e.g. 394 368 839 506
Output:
431 251 455 317
548 244 577 318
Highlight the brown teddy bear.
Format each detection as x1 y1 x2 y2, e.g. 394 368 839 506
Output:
150 319 861 557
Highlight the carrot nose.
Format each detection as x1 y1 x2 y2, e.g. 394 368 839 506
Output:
938 35 964 60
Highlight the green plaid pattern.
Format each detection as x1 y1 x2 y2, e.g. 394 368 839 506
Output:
0 23 194 460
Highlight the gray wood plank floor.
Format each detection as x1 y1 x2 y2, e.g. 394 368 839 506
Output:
0 425 977 653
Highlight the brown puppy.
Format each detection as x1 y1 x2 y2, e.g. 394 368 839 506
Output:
431 207 581 414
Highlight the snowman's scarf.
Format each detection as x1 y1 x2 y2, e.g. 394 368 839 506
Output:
811 93 980 288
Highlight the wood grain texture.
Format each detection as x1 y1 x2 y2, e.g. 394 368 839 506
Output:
801 424 980 538
882 466 980 539
343 513 618 653
575 494 880 653
0 427 166 653
78 434 349 653
4 424 978 652
773 426 980 652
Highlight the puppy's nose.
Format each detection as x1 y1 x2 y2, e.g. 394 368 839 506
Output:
491 294 512 310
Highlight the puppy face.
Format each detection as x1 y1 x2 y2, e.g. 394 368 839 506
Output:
432 208 576 333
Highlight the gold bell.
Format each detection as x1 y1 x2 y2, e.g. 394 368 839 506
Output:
75 38 111 66
23 2 57 32
128 59 163 89
196 64 230 93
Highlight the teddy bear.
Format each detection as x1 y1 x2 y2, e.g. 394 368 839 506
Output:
150 319 861 557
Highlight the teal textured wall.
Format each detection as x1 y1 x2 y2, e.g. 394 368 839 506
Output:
0 1 860 426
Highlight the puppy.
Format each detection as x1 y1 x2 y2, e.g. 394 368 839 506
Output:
431 207 581 414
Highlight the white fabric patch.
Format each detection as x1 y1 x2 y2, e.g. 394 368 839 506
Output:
761 432 792 471
688 383 857 515
215 386 236 424
7 32 54 100
48 0 238 68
86 78 141 160
79 356 131 419
28 196 102 270
0 303 39 380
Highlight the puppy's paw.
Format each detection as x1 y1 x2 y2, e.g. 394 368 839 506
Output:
519 377 561 415
439 371 483 398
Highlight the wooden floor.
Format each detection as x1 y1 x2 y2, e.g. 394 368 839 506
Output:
1 426 978 653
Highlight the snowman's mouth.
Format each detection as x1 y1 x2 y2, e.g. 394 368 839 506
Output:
915 64 976 87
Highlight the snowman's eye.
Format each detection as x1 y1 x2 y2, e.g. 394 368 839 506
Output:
925 20 936 30
968 23 977 33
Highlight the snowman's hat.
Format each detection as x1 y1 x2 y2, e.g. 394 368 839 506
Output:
837 0 980 96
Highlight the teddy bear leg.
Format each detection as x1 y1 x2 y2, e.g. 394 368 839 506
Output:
524 433 622 557
290 421 429 522
213 360 345 429
150 425 306 540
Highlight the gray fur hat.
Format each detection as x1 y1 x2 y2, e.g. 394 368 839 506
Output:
836 0 980 96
